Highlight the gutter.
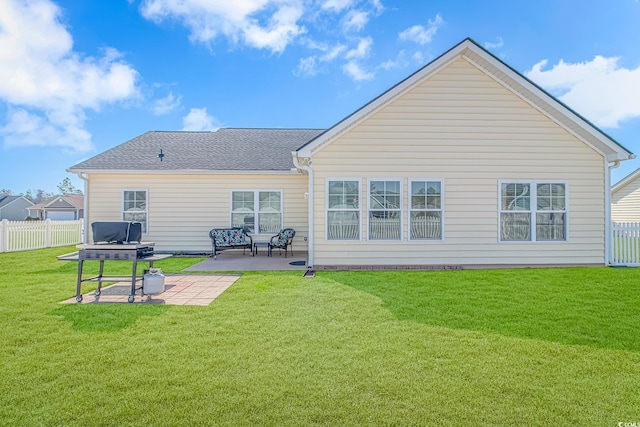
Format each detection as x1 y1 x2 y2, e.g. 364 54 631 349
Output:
292 153 314 270
66 168 297 175
605 160 621 265
72 171 89 243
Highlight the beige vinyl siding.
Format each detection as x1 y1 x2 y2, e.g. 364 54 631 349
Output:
311 56 606 266
612 178 640 221
87 173 308 252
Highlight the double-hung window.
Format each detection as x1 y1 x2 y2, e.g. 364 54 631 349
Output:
231 191 282 234
535 183 567 241
499 182 567 241
409 180 443 240
369 180 401 240
327 180 360 240
122 190 148 233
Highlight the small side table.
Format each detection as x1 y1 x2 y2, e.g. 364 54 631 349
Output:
253 240 271 256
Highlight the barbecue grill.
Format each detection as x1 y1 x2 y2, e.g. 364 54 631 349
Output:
83 221 154 262
58 221 172 303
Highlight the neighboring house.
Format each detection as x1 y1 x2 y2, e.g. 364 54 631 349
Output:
68 38 634 268
611 167 640 222
0 195 34 221
28 195 84 221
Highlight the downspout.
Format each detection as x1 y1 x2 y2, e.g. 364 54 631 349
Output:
75 172 89 243
605 160 621 265
292 153 314 269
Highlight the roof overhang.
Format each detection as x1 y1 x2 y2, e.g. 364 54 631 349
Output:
67 168 302 175
296 38 634 162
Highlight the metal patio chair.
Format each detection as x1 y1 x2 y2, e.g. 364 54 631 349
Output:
268 228 296 257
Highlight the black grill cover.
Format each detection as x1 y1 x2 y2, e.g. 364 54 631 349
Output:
92 222 142 244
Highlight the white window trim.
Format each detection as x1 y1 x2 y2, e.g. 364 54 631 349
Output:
229 190 283 235
408 179 444 241
498 180 569 243
325 178 362 241
367 178 403 241
122 188 148 234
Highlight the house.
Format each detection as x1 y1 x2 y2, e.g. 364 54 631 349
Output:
68 38 634 268
28 194 84 221
611 167 640 222
0 195 34 221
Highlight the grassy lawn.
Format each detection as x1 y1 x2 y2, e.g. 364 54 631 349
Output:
1 247 639 425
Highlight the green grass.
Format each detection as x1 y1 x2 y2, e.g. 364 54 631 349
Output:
1 247 639 425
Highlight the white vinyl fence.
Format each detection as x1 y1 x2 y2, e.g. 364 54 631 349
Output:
611 222 640 266
0 219 84 253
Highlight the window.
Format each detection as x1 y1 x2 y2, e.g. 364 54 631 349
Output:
410 180 443 240
327 180 360 240
369 180 401 240
123 190 147 233
499 182 567 241
231 191 282 234
536 183 567 241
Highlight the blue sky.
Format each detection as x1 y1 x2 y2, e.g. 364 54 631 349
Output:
1 0 640 193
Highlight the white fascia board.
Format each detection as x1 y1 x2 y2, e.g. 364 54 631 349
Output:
297 38 633 162
461 48 633 161
296 41 471 158
67 168 301 175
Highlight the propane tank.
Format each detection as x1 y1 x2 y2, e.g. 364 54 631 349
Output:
143 268 165 295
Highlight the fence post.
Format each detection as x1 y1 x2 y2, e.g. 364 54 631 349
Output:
0 219 6 253
79 218 84 244
45 219 51 248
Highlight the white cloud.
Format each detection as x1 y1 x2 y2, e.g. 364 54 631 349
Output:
321 44 347 61
294 43 348 77
525 56 640 128
370 0 384 13
152 92 182 115
343 10 369 32
398 14 444 45
346 37 373 59
2 108 92 152
139 0 388 82
182 108 220 131
294 56 318 77
321 0 356 12
140 0 306 54
484 37 504 50
343 60 374 81
300 37 375 81
0 0 140 152
379 50 408 70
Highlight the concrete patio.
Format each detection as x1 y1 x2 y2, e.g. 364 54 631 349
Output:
185 250 308 271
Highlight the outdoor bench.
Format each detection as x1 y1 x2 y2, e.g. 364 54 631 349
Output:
209 227 253 259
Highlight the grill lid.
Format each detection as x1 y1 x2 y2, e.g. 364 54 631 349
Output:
91 222 142 244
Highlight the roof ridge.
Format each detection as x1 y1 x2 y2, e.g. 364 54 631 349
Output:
221 127 326 130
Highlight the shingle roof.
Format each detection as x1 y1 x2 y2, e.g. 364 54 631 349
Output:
0 195 28 209
29 195 84 210
69 128 326 172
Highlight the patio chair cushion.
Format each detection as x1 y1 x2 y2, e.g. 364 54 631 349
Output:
209 228 250 247
270 228 295 248
208 227 253 259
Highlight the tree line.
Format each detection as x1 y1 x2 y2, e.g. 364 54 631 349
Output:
0 178 83 204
